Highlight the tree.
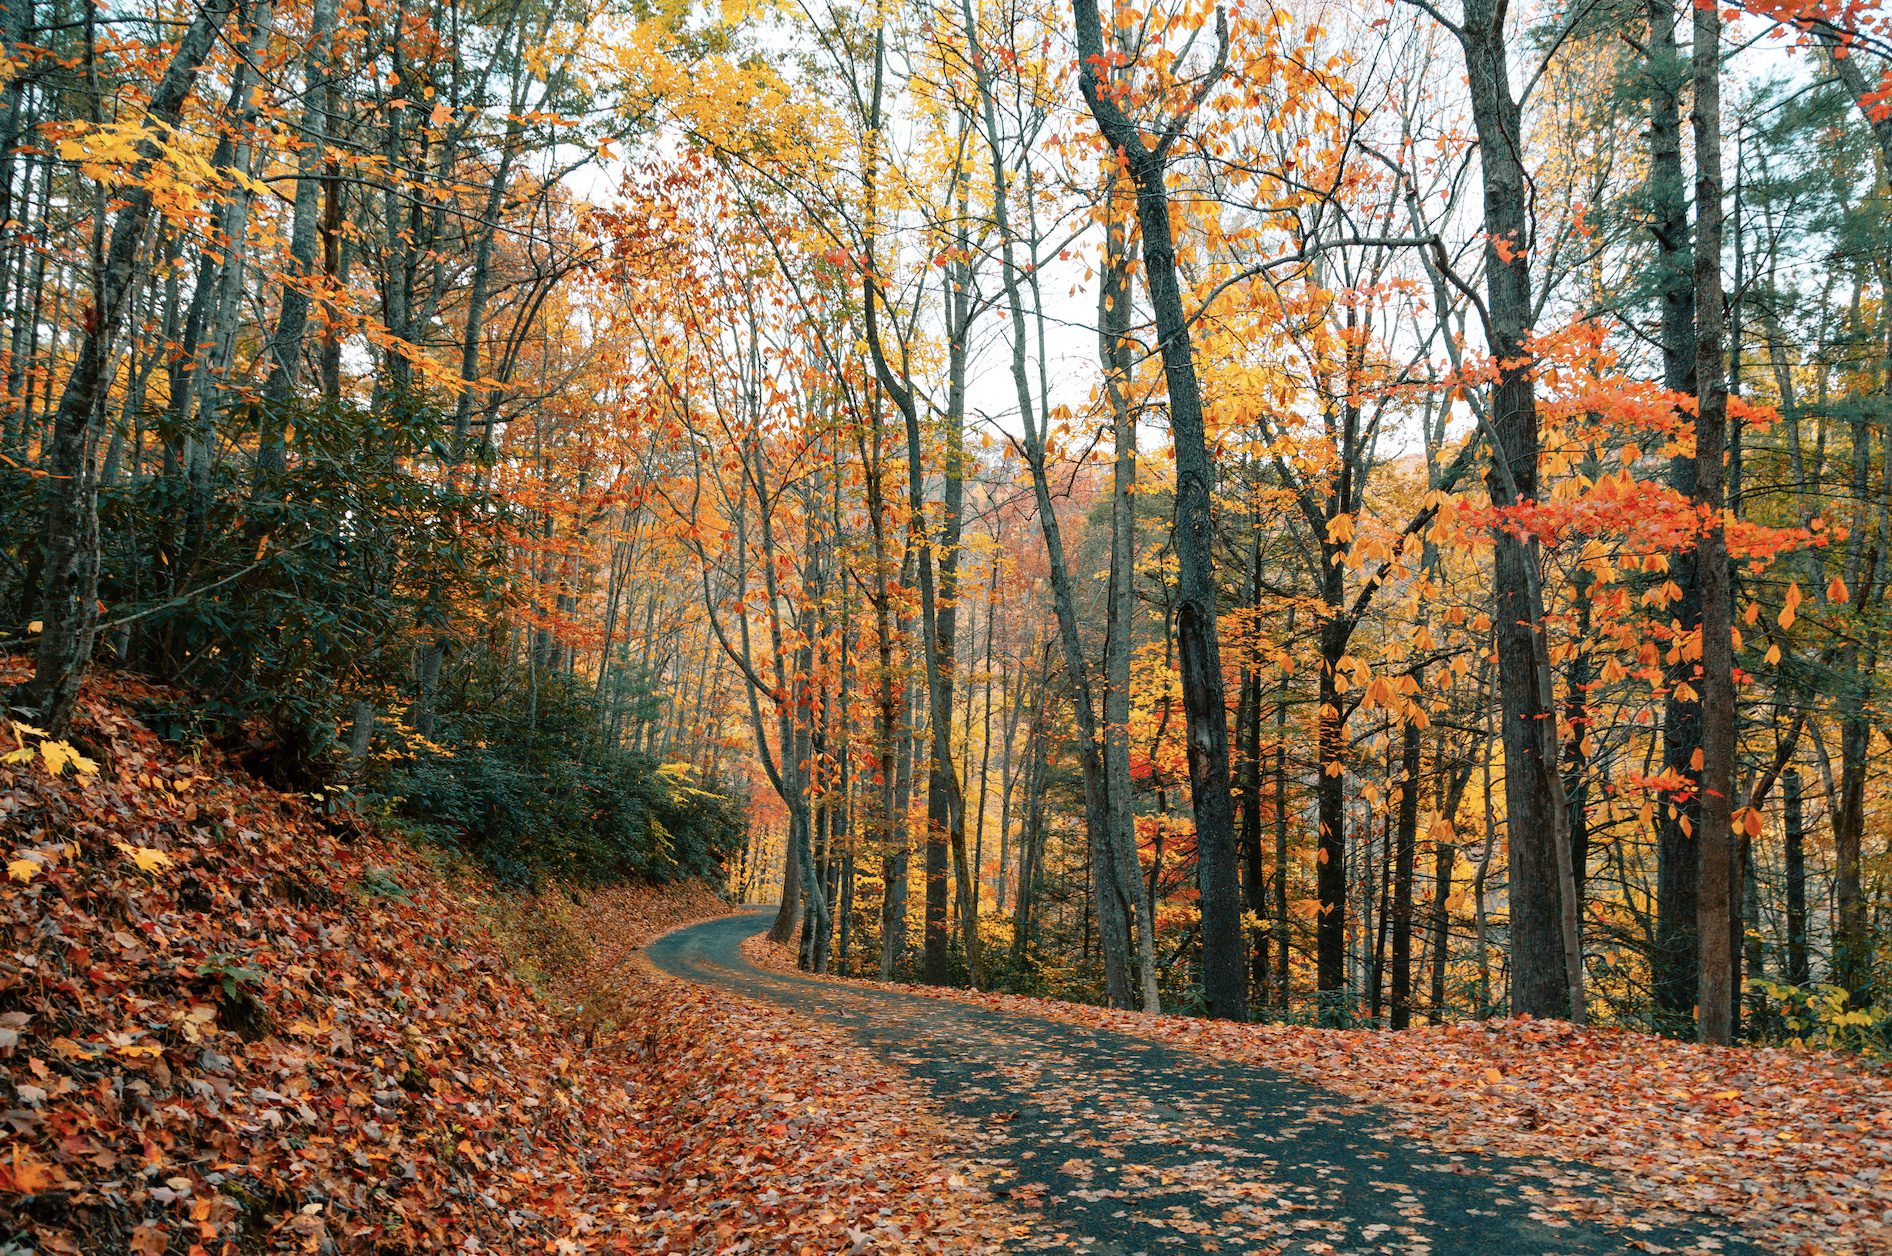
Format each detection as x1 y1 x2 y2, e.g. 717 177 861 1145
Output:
1415 0 1586 1021
1071 0 1246 1020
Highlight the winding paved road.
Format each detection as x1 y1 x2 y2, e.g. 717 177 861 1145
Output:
647 911 1760 1255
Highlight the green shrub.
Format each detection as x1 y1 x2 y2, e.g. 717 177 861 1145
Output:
389 671 744 885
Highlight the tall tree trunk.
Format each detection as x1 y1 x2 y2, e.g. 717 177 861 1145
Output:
866 467 907 981
23 0 236 733
860 28 969 987
1072 0 1245 1019
409 31 535 736
1239 621 1267 1006
972 554 999 935
1273 665 1292 1009
1315 611 1349 1013
1455 0 1583 1021
1099 206 1161 1013
1646 0 1705 1034
255 0 340 477
1390 711 1422 1028
987 280 1128 998
959 13 1142 1004
1692 0 1737 1045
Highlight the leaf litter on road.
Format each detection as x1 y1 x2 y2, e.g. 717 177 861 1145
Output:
744 933 1889 1255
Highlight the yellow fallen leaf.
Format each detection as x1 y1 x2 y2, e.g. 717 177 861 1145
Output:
115 843 175 875
40 739 98 777
7 857 40 883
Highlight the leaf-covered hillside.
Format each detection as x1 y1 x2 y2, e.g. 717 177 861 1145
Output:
0 672 1013 1254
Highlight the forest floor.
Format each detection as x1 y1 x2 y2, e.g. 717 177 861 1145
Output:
8 669 1886 1253
0 668 1022 1253
674 912 1892 1256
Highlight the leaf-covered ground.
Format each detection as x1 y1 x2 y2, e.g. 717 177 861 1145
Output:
0 671 1018 1253
744 935 1892 1255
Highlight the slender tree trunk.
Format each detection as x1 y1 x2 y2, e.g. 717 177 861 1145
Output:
1390 712 1421 1028
1272 676 1293 1010
1315 611 1349 1013
255 0 340 477
1455 0 1582 1021
1832 688 1871 998
1100 208 1161 1012
1239 637 1267 1007
23 0 236 733
1643 0 1706 1034
1692 0 1737 1045
1783 767 1810 985
960 21 1140 1004
1072 0 1244 1019
859 39 969 985
973 555 999 931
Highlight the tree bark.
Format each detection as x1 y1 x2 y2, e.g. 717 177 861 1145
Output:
1315 614 1348 1013
1643 0 1706 1034
1783 767 1810 985
1453 0 1583 1021
1072 0 1245 1019
1692 0 1737 1046
1273 661 1292 1008
1100 207 1162 1013
255 0 340 477
24 0 236 733
1390 712 1421 1028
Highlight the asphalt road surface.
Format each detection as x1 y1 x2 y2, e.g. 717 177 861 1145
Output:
647 911 1760 1255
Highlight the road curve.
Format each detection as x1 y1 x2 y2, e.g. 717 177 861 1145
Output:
646 911 1759 1255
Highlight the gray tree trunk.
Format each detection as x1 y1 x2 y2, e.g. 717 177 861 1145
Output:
1451 0 1583 1021
1072 0 1245 1019
24 0 236 732
1691 0 1738 1045
255 0 340 477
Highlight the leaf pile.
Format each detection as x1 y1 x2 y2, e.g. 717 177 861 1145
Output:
745 937 1892 1255
0 672 1016 1253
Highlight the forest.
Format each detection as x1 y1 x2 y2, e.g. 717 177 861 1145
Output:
18 0 1892 1248
7 0 1892 1245
8 0 1892 1042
